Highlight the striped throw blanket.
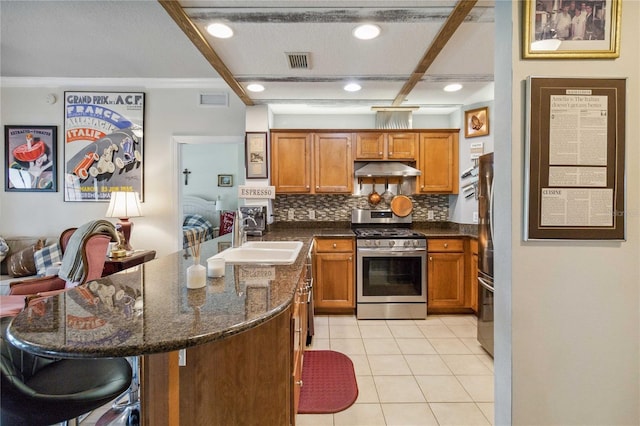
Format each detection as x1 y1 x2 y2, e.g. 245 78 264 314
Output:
59 220 117 284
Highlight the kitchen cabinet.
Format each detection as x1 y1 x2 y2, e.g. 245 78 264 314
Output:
314 133 353 193
271 132 312 193
427 238 467 314
292 270 308 415
469 238 479 314
355 131 417 160
313 237 355 313
418 131 459 194
271 131 352 194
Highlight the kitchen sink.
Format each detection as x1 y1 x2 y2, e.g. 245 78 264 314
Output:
209 241 303 265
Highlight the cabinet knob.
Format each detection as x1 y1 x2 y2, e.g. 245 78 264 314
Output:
379 152 383 156
429 256 433 261
421 185 424 189
444 243 448 248
316 185 319 189
389 152 393 155
333 243 337 248
306 185 310 189
296 380 303 386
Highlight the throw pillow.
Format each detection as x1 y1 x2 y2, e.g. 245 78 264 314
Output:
0 237 8 262
7 239 44 277
34 243 63 276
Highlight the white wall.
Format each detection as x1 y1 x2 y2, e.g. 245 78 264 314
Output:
507 1 640 425
0 81 246 257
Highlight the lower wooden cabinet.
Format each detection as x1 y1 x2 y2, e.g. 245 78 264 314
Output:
313 237 355 314
469 239 479 314
292 271 308 415
427 238 468 314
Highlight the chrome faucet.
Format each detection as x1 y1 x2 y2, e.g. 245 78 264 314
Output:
232 209 258 248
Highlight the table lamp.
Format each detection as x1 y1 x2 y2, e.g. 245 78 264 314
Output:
106 191 142 251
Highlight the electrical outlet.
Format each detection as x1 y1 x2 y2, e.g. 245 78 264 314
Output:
288 209 295 220
178 349 186 366
473 212 479 223
308 209 315 220
427 210 435 220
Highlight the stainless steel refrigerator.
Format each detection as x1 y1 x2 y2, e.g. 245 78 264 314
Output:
477 152 494 357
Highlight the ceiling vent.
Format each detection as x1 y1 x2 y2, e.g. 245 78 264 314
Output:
286 52 311 69
199 92 228 107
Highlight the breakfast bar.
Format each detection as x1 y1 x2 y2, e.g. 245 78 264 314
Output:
7 232 314 426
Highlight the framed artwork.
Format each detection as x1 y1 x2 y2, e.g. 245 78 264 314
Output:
245 132 268 179
524 77 626 240
63 91 145 202
523 0 621 59
218 174 233 187
4 125 57 192
464 107 489 138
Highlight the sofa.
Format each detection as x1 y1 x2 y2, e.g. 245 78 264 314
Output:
0 236 59 296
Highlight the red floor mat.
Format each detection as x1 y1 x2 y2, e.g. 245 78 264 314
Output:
297 350 359 414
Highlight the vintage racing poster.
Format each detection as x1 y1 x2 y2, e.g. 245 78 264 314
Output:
64 91 144 201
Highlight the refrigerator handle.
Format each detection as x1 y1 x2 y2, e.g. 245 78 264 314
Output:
478 276 495 292
488 174 495 246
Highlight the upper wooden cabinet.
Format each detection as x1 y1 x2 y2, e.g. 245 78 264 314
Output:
355 132 417 160
271 131 352 194
271 132 312 193
417 131 459 194
314 133 353 193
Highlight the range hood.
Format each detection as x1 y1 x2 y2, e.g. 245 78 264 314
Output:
355 162 422 177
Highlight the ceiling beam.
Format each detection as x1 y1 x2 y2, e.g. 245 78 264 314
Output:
158 0 254 106
392 0 478 106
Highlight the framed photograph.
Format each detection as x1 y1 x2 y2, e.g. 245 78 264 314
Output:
464 107 489 138
524 77 626 240
5 125 57 192
218 174 233 187
523 0 621 59
63 91 145 202
245 132 268 179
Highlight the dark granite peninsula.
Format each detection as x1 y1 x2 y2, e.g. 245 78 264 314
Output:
7 232 313 426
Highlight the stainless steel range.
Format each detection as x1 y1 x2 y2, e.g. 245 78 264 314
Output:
352 209 427 320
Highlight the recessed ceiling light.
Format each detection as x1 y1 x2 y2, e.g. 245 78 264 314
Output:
207 23 233 39
247 83 265 93
344 83 362 92
353 24 381 40
444 83 463 92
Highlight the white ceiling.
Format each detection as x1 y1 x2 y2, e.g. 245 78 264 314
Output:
0 0 495 115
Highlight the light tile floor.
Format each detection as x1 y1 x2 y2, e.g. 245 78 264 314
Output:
81 314 493 426
296 314 494 426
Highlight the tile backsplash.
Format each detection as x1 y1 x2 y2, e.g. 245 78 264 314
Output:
273 194 449 222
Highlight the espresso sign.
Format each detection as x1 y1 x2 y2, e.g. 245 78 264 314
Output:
238 185 275 199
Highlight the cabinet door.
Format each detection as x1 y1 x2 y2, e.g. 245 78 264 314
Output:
387 132 418 160
418 132 459 194
427 252 465 309
314 133 353 193
355 132 385 159
292 275 307 415
271 132 312 193
314 252 354 310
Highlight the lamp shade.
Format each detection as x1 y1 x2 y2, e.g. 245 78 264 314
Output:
106 192 142 219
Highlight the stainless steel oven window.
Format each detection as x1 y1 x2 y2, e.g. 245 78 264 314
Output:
356 249 426 303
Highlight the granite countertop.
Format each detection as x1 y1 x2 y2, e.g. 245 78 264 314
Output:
8 233 313 359
7 222 474 358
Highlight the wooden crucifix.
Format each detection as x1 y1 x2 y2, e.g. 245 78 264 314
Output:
183 168 191 185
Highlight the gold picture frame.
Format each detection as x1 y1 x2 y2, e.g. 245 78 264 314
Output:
523 0 621 59
464 107 489 138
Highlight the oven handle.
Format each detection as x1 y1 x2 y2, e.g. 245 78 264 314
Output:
357 247 426 255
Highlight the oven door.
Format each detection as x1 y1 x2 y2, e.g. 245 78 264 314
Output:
357 247 426 303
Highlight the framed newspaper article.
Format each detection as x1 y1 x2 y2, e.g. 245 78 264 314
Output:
524 77 626 240
63 91 144 202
